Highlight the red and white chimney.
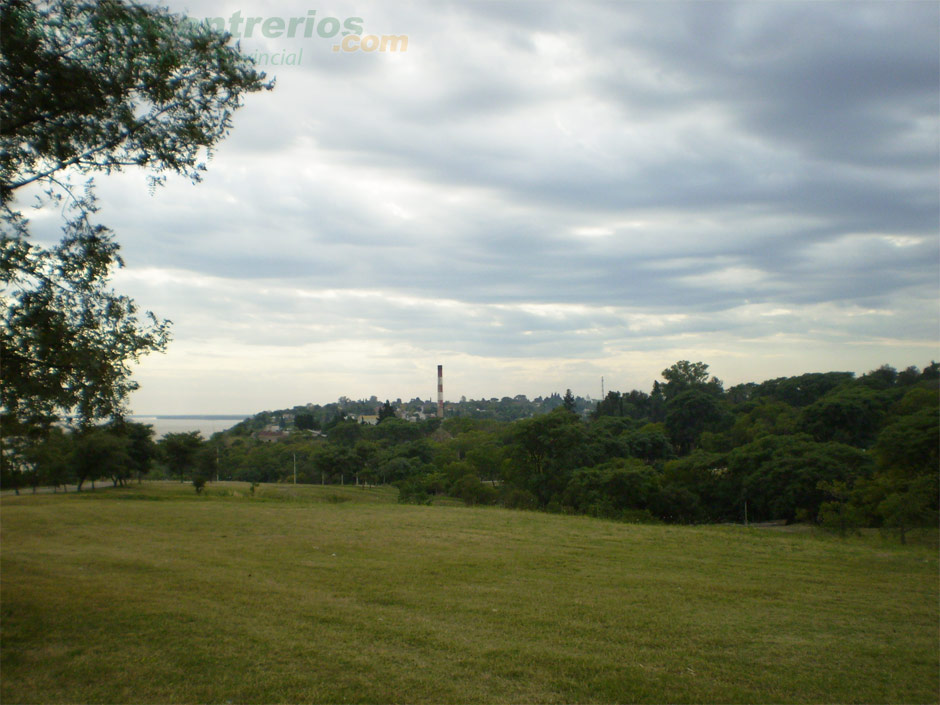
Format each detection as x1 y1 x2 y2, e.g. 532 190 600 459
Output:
437 364 444 418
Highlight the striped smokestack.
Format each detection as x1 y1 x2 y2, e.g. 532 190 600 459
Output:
437 364 444 418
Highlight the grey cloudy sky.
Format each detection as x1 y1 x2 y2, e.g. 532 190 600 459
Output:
54 1 940 413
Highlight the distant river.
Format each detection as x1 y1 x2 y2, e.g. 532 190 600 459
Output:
129 415 249 439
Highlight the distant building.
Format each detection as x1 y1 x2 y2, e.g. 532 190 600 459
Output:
357 415 379 425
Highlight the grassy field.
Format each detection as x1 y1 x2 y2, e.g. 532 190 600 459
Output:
1 481 937 704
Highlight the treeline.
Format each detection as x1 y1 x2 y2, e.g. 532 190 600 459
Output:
4 361 937 542
213 360 939 540
229 391 593 433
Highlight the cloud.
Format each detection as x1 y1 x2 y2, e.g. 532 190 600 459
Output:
36 0 936 413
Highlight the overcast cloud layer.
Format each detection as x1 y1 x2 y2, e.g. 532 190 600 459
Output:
33 0 939 414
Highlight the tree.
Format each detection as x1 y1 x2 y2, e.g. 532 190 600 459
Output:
662 451 733 522
159 431 202 482
727 435 872 523
295 413 318 431
661 360 722 400
450 472 497 506
191 444 217 493
105 418 156 485
326 419 363 447
312 443 361 485
664 388 725 455
729 400 799 446
1 0 272 434
817 480 864 538
562 389 576 413
562 458 660 519
878 476 938 545
874 405 939 478
859 364 898 389
798 385 893 448
648 381 666 422
751 372 854 407
1 189 171 430
22 425 73 490
504 407 595 506
621 427 676 465
71 428 131 491
377 400 396 424
593 391 624 419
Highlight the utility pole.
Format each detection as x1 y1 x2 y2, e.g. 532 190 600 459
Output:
293 453 296 485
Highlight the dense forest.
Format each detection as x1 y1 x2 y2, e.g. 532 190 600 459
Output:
4 360 937 541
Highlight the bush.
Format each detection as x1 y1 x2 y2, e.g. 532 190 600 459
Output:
499 487 538 510
396 478 432 505
451 474 498 506
817 500 864 537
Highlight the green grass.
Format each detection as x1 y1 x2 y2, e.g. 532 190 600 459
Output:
2 481 937 704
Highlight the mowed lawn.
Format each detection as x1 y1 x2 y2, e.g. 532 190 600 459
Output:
1 482 937 704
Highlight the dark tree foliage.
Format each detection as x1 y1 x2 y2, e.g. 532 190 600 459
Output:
662 451 733 522
594 391 626 418
312 443 362 484
294 413 318 431
661 360 722 400
859 364 899 390
750 372 854 407
1 0 273 202
71 427 131 490
876 475 938 545
798 385 895 448
875 406 939 479
728 399 799 446
664 388 726 455
594 390 651 420
504 407 595 506
327 419 364 447
562 389 576 413
377 400 396 423
107 419 157 482
159 431 202 482
648 381 666 422
21 425 72 490
621 427 676 465
1 187 171 430
727 435 873 523
562 458 659 520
